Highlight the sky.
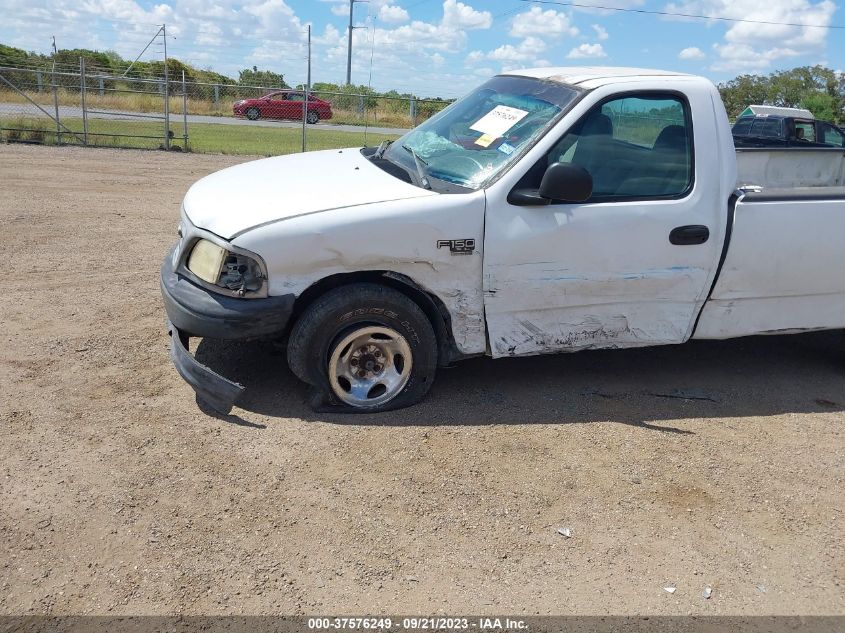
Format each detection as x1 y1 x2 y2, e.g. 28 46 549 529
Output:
1 0 842 97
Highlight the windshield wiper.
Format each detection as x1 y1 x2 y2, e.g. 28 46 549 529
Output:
375 139 392 159
401 144 431 190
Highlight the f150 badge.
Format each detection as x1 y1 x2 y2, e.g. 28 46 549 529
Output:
437 239 476 255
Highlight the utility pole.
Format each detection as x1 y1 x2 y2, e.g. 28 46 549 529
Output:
346 0 367 85
301 25 310 153
307 26 312 91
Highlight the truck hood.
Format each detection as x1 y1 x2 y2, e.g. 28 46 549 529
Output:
183 148 436 240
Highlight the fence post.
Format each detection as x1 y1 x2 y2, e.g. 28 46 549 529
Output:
410 96 416 127
182 70 188 150
80 57 88 146
36 71 43 92
213 83 219 107
51 62 61 145
358 95 364 117
162 23 170 150
98 77 104 96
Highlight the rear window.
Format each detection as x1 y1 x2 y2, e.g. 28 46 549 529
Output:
732 118 753 135
750 118 783 138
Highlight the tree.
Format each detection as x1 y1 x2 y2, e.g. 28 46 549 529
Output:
719 65 844 123
238 66 288 88
801 93 838 122
718 74 771 119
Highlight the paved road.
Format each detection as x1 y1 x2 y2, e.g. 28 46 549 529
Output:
0 102 410 136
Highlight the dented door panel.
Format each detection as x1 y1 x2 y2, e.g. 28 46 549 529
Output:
480 79 733 358
482 201 718 357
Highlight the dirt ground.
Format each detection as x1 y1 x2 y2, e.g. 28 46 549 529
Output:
0 143 843 616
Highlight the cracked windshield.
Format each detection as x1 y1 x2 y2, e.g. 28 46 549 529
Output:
383 75 580 190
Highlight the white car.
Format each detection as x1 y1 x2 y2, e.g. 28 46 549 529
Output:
161 66 845 414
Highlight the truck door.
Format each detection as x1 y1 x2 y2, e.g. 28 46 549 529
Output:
482 91 725 357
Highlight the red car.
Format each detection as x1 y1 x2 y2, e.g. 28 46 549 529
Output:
233 91 333 124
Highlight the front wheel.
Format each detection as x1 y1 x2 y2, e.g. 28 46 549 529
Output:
287 283 437 412
306 110 319 124
246 107 260 120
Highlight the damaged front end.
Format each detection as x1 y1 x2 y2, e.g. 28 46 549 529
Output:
167 321 245 414
160 230 295 414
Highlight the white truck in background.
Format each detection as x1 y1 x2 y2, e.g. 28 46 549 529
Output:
160 67 845 414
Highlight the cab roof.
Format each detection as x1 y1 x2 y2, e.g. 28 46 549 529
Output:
501 66 696 90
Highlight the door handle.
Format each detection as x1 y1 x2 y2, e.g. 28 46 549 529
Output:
670 225 709 245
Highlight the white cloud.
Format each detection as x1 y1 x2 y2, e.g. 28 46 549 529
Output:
430 52 445 66
379 4 410 24
679 46 706 60
510 7 579 38
314 24 344 46
441 0 492 30
663 0 836 72
492 40 544 62
367 21 466 53
465 50 485 65
566 43 607 59
591 24 609 40
477 36 548 64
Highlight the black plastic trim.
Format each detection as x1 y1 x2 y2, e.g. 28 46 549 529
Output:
669 224 710 245
167 321 244 415
739 186 845 202
734 141 845 151
690 193 738 337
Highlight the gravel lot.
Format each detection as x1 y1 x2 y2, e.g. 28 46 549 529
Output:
0 144 843 616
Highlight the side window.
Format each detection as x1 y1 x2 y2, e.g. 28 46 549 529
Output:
548 93 693 200
794 121 815 142
270 93 287 101
288 93 305 102
819 123 844 147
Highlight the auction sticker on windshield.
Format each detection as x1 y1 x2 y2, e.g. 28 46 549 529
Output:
470 105 529 139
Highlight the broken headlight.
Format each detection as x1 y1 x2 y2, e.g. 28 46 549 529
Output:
186 239 265 297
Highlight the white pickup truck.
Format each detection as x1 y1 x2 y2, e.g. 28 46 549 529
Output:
160 67 845 414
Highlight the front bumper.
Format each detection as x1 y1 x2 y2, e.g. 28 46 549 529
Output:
160 252 295 413
167 321 245 414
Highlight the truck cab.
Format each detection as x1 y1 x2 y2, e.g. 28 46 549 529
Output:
161 67 845 414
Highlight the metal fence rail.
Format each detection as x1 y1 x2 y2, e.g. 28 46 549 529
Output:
0 59 450 154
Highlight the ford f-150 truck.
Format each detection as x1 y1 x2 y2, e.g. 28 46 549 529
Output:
160 67 845 414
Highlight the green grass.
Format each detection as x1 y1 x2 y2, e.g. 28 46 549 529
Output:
0 116 401 155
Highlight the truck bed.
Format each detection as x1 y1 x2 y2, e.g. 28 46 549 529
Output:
736 146 845 189
694 186 845 339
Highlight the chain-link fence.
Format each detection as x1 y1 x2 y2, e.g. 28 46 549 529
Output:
0 60 452 155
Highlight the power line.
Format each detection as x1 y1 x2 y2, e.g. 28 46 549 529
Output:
521 0 845 29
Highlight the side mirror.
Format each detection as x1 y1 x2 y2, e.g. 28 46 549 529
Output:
539 162 593 203
507 163 593 206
